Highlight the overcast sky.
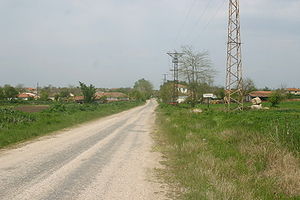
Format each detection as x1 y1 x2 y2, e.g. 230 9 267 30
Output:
0 0 299 89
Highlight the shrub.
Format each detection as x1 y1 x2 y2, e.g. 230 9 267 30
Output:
269 91 285 107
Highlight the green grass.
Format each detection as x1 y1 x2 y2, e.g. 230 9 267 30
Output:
0 101 143 148
155 101 300 200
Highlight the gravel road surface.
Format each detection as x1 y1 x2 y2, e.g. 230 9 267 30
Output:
0 99 165 200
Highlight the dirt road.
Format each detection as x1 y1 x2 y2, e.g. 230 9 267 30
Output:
0 99 165 200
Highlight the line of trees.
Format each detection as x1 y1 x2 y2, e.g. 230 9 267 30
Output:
0 85 19 100
0 78 154 104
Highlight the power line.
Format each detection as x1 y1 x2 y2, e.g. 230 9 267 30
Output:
189 0 227 44
174 0 198 48
181 0 217 44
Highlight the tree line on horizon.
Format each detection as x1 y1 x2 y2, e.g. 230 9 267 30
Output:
0 78 154 103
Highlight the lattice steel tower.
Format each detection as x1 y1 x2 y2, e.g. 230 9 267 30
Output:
225 0 243 110
167 52 184 104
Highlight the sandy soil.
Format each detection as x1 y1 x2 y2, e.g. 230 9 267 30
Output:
0 99 166 200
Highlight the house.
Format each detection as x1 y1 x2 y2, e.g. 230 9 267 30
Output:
286 88 300 95
176 84 189 103
96 92 129 102
176 84 188 94
74 92 129 103
25 88 37 94
247 91 273 101
17 93 37 100
74 96 84 103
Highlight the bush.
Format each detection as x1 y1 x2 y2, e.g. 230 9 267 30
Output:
269 91 285 107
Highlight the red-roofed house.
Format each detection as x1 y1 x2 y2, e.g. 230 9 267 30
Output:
25 88 37 94
286 88 300 95
17 93 37 100
74 92 129 103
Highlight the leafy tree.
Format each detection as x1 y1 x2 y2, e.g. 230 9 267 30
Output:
39 90 49 101
159 82 173 103
59 89 70 99
0 87 4 100
133 79 153 100
179 46 215 106
79 82 96 103
3 85 18 100
269 90 285 107
129 90 145 101
54 94 60 101
212 86 225 99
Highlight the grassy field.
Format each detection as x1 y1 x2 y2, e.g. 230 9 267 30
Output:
155 101 300 200
0 101 143 148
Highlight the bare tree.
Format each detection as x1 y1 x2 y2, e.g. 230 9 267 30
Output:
241 78 256 98
179 46 215 106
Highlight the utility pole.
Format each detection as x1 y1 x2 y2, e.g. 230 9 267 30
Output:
36 82 39 98
167 52 184 104
225 0 243 110
162 73 168 84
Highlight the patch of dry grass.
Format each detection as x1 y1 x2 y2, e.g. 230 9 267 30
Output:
265 149 300 196
240 135 300 197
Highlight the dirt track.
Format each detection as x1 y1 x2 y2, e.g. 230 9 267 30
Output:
0 99 165 200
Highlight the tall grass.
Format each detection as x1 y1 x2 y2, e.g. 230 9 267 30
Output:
155 102 300 200
0 101 143 148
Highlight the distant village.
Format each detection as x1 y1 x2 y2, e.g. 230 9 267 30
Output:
1 83 300 104
2 86 130 103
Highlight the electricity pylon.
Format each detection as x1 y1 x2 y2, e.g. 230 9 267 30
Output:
225 0 243 110
167 52 184 104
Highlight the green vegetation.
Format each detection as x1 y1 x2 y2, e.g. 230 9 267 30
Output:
0 101 143 148
0 85 19 100
179 46 215 107
159 82 173 103
132 78 154 101
269 91 285 107
155 102 300 200
79 81 97 103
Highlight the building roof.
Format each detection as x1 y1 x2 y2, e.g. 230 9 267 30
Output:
96 92 128 98
74 92 128 101
26 88 36 91
286 88 300 92
74 96 84 101
17 93 36 98
249 91 273 98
